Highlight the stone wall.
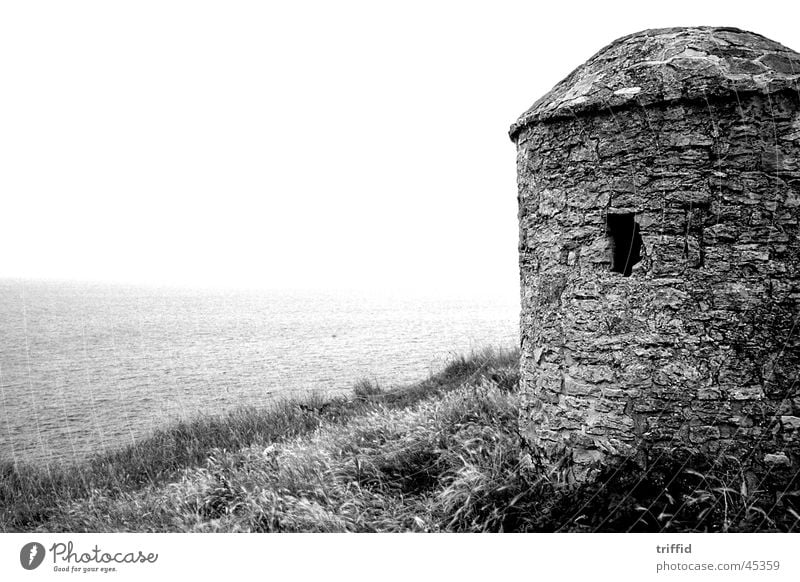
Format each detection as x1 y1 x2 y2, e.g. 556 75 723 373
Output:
515 90 800 479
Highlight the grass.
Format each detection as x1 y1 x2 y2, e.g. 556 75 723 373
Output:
0 348 516 531
1 346 798 532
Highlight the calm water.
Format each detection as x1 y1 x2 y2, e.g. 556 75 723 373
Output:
0 280 518 465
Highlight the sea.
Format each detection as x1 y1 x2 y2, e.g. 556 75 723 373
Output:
0 280 519 465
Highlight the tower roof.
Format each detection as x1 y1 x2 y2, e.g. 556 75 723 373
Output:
509 27 800 140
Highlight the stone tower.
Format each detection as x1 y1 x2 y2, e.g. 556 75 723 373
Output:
510 27 800 480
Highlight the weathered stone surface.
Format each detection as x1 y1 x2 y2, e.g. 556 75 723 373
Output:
764 452 792 467
511 27 800 481
510 27 800 136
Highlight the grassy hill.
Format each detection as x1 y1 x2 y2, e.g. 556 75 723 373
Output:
2 348 797 532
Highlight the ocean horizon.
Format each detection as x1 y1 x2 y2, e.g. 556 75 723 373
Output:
0 279 519 466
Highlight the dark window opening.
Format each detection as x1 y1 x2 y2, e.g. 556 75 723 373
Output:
607 213 642 276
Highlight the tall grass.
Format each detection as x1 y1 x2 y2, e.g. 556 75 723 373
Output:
0 347 516 532
3 345 797 532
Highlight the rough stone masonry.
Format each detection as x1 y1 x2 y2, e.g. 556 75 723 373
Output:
509 27 800 480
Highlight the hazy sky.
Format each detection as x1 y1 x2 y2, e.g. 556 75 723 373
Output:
1 1 797 296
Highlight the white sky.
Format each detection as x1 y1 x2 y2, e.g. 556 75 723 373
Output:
1 1 797 296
